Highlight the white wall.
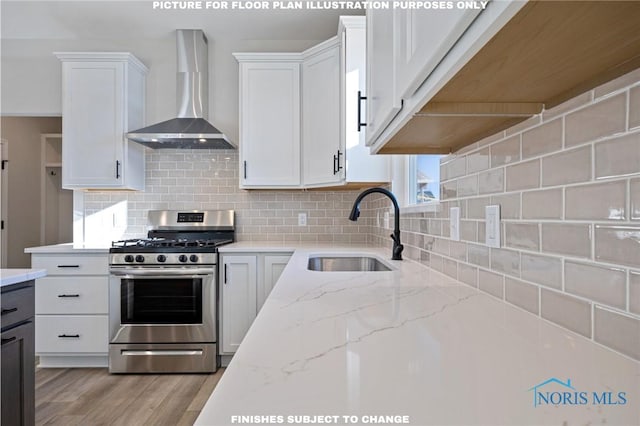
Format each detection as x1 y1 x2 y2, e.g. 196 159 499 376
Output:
0 117 62 267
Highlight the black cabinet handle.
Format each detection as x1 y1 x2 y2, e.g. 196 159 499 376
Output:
1 337 16 345
333 154 338 175
57 294 80 298
116 160 121 179
224 264 228 284
337 150 343 172
1 307 18 315
58 334 80 338
357 90 367 132
243 161 247 179
57 265 79 268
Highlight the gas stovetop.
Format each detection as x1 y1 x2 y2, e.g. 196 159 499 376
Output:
110 237 233 252
109 210 235 266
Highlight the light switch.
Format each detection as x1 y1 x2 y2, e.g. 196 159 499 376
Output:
450 207 460 241
485 205 501 248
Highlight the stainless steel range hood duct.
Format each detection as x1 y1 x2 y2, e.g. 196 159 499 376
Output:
127 29 235 149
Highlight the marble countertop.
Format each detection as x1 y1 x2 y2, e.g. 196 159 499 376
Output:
196 246 639 426
24 243 109 254
0 269 47 288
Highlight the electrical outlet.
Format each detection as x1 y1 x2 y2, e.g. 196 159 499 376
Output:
485 205 501 248
383 211 390 229
450 207 460 241
298 212 307 226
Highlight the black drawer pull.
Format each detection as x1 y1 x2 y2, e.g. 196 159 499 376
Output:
57 294 80 298
1 336 16 345
57 265 80 268
58 334 80 338
1 307 18 315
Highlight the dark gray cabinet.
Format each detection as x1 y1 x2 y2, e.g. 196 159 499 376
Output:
1 281 35 426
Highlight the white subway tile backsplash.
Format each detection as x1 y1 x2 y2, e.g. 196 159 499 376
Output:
522 188 562 219
593 307 640 361
541 146 591 187
594 133 640 179
631 178 640 221
505 223 540 251
565 181 626 221
505 277 539 315
541 223 591 258
520 253 562 289
478 169 504 194
564 261 626 309
594 225 640 267
490 248 520 277
521 118 563 159
506 159 540 191
565 93 626 147
490 136 520 167
630 86 640 130
541 289 592 338
478 269 504 299
630 271 640 315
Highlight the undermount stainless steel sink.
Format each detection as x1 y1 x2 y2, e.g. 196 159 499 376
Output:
307 256 392 272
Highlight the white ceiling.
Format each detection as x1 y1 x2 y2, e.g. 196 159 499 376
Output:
0 0 363 42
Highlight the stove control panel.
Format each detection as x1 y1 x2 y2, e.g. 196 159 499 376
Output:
109 252 217 266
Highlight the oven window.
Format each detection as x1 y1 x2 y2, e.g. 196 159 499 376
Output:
120 278 203 324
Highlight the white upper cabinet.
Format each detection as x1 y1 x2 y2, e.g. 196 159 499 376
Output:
394 8 482 101
364 1 528 153
235 57 301 188
234 17 389 189
341 17 390 183
365 9 402 146
56 53 147 190
302 38 342 187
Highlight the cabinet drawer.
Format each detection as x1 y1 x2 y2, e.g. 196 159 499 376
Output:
36 315 108 353
1 284 35 330
32 254 108 276
35 277 108 314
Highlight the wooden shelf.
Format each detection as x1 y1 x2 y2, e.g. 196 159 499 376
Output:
381 1 640 154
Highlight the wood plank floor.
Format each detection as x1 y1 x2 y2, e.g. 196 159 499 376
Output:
35 367 225 425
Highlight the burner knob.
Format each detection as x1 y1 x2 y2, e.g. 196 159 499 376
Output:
157 255 167 263
178 255 188 263
189 255 198 263
124 255 134 263
135 255 145 263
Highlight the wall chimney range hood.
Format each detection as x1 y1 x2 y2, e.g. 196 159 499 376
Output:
127 29 235 149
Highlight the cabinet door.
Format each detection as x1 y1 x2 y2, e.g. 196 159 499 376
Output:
240 63 300 187
343 24 390 183
1 321 35 426
365 9 402 146
62 61 125 188
302 44 342 186
258 255 291 312
395 8 482 100
220 255 257 354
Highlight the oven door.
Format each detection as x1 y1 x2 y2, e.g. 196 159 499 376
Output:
109 267 216 345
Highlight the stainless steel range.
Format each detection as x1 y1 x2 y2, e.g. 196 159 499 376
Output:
108 210 234 373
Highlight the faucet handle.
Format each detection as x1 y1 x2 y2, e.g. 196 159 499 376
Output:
390 233 399 244
393 243 404 260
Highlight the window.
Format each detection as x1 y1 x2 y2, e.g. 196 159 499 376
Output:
407 154 442 205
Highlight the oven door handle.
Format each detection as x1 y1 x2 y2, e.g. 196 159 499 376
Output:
110 268 214 278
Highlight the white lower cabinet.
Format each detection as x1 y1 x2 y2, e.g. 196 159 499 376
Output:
30 251 109 367
220 252 291 355
259 255 291 311
220 255 257 354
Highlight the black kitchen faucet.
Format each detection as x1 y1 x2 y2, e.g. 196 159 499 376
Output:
349 187 403 261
